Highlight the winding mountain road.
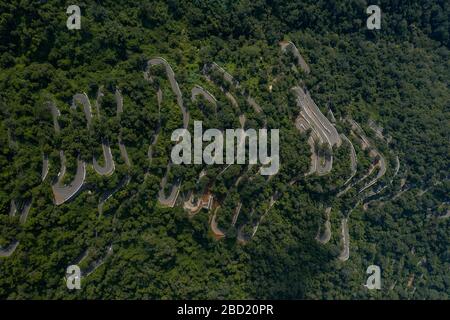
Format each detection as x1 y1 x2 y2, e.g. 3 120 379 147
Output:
279 40 311 74
338 218 350 262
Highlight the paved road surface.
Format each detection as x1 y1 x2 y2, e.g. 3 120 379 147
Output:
279 40 311 74
338 218 350 261
0 241 19 258
147 57 189 129
93 140 115 176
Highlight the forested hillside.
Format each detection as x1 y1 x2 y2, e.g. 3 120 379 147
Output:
0 0 449 299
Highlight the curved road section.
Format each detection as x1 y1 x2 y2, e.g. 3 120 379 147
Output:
293 86 341 175
0 241 19 258
146 57 188 206
210 206 225 239
52 153 86 205
146 57 189 129
72 93 93 125
316 207 332 244
204 62 264 116
158 172 181 208
191 85 217 109
93 139 115 176
51 98 87 206
292 87 341 147
279 40 311 74
92 88 115 176
41 154 49 181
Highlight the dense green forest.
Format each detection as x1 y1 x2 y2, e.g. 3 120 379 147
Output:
0 0 449 299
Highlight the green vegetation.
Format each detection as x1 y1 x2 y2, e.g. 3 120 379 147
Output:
0 1 448 299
